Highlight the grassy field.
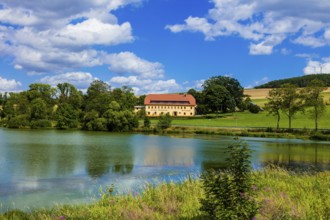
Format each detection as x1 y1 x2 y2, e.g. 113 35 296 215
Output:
245 88 330 106
2 168 330 219
153 88 330 130
148 106 330 130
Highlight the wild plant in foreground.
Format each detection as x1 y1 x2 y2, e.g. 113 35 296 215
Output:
200 139 258 219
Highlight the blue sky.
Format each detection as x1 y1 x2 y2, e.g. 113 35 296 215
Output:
0 0 330 94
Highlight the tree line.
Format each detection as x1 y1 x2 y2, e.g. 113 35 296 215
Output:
256 74 330 88
265 79 327 131
0 76 327 131
0 80 142 131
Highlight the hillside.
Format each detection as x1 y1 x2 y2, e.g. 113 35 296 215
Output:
255 74 330 88
244 88 330 99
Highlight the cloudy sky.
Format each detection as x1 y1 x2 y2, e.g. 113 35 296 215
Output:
0 0 330 94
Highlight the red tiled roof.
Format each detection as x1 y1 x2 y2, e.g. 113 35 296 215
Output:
144 94 196 106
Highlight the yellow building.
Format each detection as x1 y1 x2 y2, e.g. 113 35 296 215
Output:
144 94 196 117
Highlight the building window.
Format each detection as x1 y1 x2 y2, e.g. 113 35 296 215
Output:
190 113 193 115
148 112 150 115
184 112 186 115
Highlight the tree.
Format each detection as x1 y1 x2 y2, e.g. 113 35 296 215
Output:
84 80 112 115
30 98 48 120
82 110 107 131
55 103 79 129
157 113 172 130
188 88 208 115
203 85 235 114
103 101 139 132
27 83 56 106
280 84 302 130
137 95 146 106
265 88 283 129
301 79 327 131
57 83 82 109
111 86 137 110
144 116 151 128
202 76 244 113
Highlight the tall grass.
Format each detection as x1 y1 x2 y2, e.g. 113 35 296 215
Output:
1 168 330 219
256 167 330 219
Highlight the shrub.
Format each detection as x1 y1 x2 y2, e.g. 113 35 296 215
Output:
249 104 261 114
157 113 172 130
200 140 258 219
30 119 52 128
144 117 151 128
7 115 30 128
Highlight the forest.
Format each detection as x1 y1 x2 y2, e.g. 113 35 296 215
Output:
255 74 330 88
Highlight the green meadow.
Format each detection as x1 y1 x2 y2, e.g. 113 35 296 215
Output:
146 90 330 130
148 105 330 130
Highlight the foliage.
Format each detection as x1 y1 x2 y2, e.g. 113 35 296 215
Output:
202 76 244 113
30 98 48 120
255 73 330 88
7 115 30 128
248 103 261 114
57 82 82 109
143 116 151 128
264 88 283 129
157 113 172 130
301 79 327 131
104 109 138 132
82 111 107 131
280 83 303 129
200 140 258 219
55 103 80 129
27 83 57 106
111 86 137 110
84 80 112 116
188 88 208 115
30 119 52 129
204 84 235 114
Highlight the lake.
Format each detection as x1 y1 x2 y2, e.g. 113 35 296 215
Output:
1 128 330 212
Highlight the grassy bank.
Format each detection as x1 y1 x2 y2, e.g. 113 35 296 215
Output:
2 168 330 220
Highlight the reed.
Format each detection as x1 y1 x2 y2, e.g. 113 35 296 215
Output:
1 168 330 219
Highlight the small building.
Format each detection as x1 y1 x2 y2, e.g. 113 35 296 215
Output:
144 94 196 117
134 105 145 114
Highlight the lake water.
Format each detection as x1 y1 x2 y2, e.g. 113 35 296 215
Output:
1 128 330 212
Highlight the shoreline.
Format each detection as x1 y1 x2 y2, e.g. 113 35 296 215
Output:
1 167 330 219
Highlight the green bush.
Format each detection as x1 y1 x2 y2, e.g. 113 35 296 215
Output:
144 117 151 128
7 115 30 128
248 104 261 114
157 113 172 130
30 119 52 128
200 140 258 219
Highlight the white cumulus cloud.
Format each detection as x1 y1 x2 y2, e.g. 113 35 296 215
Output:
39 72 97 89
166 0 330 55
303 60 330 75
0 0 140 74
109 76 180 94
105 52 165 79
0 76 22 92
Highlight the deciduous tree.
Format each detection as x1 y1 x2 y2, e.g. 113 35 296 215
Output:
265 88 283 129
301 79 327 131
280 84 302 130
202 76 244 113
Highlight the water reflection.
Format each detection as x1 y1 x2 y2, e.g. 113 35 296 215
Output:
1 129 330 212
254 140 330 170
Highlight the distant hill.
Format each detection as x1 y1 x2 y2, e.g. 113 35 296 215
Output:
255 74 330 88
